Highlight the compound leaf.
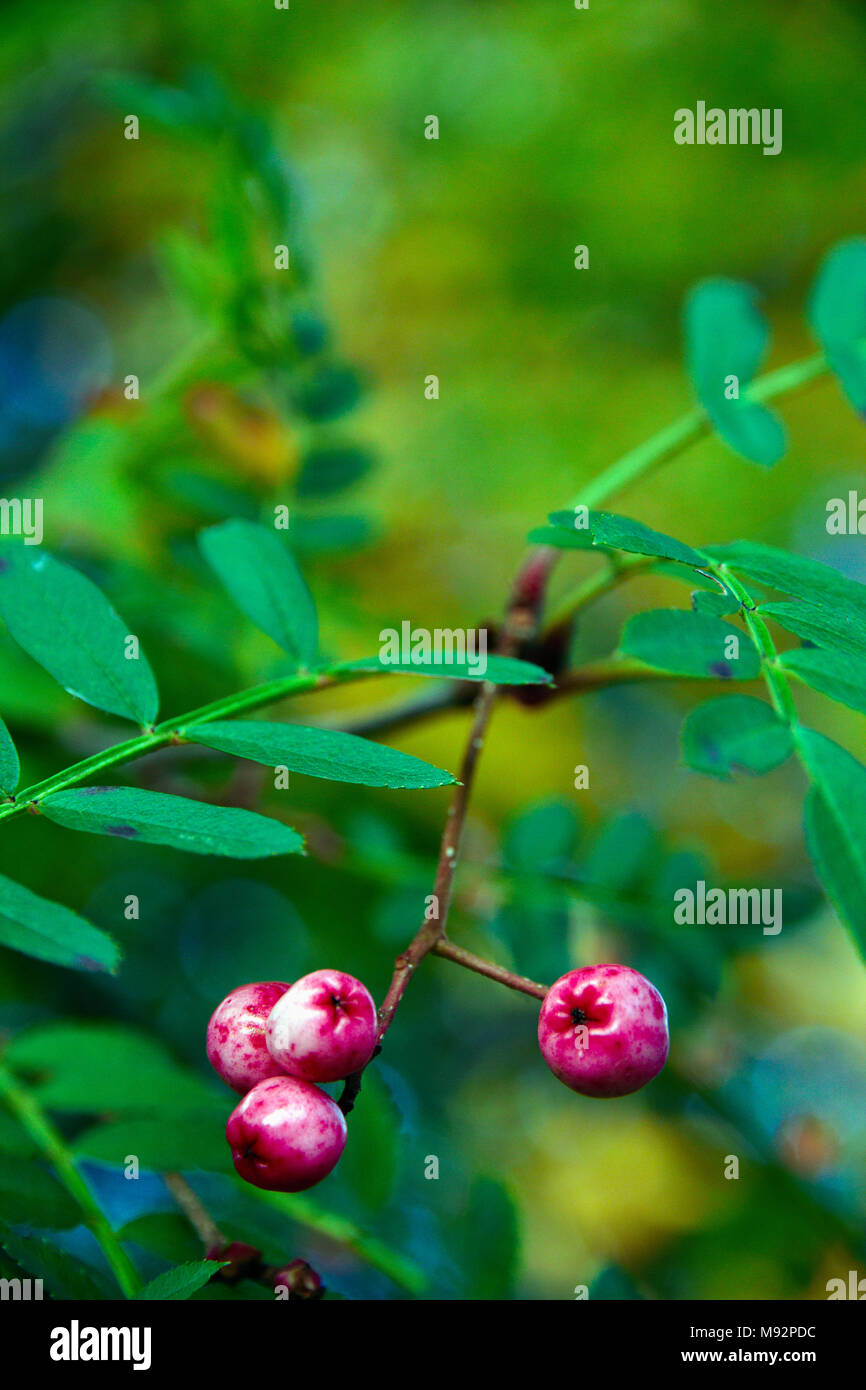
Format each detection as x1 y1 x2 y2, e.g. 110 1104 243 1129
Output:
619 610 760 680
681 695 794 779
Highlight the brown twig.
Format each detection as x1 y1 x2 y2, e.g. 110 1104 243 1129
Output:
431 939 548 1000
164 1172 225 1249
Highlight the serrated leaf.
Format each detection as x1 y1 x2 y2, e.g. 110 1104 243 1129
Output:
137 1260 224 1301
681 695 794 780
189 721 456 789
808 237 866 414
335 654 552 685
549 510 707 568
797 729 866 959
0 873 119 974
75 1115 232 1174
0 715 19 794
0 1229 112 1299
759 601 866 660
780 646 866 715
706 541 866 623
684 279 786 466
38 787 304 858
0 543 159 724
619 610 761 679
198 520 318 667
5 1024 224 1114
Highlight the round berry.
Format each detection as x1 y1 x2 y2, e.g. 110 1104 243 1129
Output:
266 969 377 1083
226 1075 347 1192
206 981 291 1094
538 964 669 1098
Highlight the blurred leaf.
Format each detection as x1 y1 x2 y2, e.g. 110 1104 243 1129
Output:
780 646 866 715
39 787 304 859
681 695 794 779
0 1229 111 1299
684 279 786 466
137 1260 224 1300
5 1023 224 1115
581 811 656 892
337 654 552 685
190 720 457 789
457 1177 518 1299
549 510 706 567
798 729 866 959
96 72 215 137
296 446 373 498
118 1213 203 1266
0 873 119 974
760 601 866 659
158 466 259 522
293 364 362 421
289 515 373 555
337 1070 398 1211
503 800 579 872
0 1153 80 1230
0 715 18 794
706 541 866 622
199 519 318 666
808 237 866 413
619 609 760 679
75 1116 232 1174
0 542 159 724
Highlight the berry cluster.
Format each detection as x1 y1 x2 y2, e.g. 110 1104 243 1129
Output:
208 961 669 1194
207 970 377 1192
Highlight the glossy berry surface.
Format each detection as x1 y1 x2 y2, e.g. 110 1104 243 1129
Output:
266 968 378 1083
206 981 291 1093
226 1075 347 1192
538 964 669 1098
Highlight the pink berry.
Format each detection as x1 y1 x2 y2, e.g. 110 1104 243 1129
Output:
226 1075 347 1192
206 981 291 1094
538 964 669 1098
266 969 378 1083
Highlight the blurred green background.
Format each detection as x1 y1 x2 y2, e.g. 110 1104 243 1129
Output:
0 0 865 1299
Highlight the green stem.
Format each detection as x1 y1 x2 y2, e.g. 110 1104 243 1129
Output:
0 666 368 824
0 1058 142 1298
707 562 799 725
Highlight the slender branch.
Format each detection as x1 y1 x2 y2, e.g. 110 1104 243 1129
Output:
0 1057 142 1298
164 1172 225 1249
0 666 379 824
432 939 549 1000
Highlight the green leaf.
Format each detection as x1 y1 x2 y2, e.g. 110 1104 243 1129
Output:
684 279 786 466
137 1260 224 1301
549 510 707 568
0 873 119 974
38 787 304 858
681 695 794 780
0 1229 112 1299
780 646 866 715
705 541 866 623
797 729 866 959
808 237 866 413
75 1115 232 1174
96 72 215 137
189 721 457 789
581 812 656 892
0 543 159 724
759 601 866 660
692 587 740 617
296 446 373 498
0 715 19 794
335 654 553 685
619 610 761 679
336 1070 398 1211
457 1177 519 1299
503 800 579 872
5 1023 224 1114
198 520 318 667
0 1154 80 1230
526 524 599 551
